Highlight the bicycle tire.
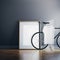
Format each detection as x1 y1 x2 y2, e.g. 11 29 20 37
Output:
31 32 48 50
56 35 60 48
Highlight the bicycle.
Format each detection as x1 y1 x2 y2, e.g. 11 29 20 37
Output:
31 21 60 50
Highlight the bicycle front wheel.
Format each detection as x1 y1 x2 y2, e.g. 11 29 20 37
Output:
56 35 60 48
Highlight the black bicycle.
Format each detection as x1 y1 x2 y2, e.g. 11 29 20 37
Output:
31 22 60 50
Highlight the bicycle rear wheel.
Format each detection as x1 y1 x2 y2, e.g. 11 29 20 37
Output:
31 32 48 50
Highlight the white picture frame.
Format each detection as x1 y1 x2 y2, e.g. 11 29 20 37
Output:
19 21 39 49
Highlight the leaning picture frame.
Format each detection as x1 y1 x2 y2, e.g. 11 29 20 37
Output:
19 20 39 49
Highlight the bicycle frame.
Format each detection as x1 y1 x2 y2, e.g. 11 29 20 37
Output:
31 21 60 50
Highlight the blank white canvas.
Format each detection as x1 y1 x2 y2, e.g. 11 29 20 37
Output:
43 25 55 44
19 21 39 49
43 20 55 44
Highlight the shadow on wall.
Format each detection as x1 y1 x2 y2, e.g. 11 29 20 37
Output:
9 21 19 48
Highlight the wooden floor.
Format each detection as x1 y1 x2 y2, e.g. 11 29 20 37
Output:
0 50 60 60
0 50 19 60
0 50 40 60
